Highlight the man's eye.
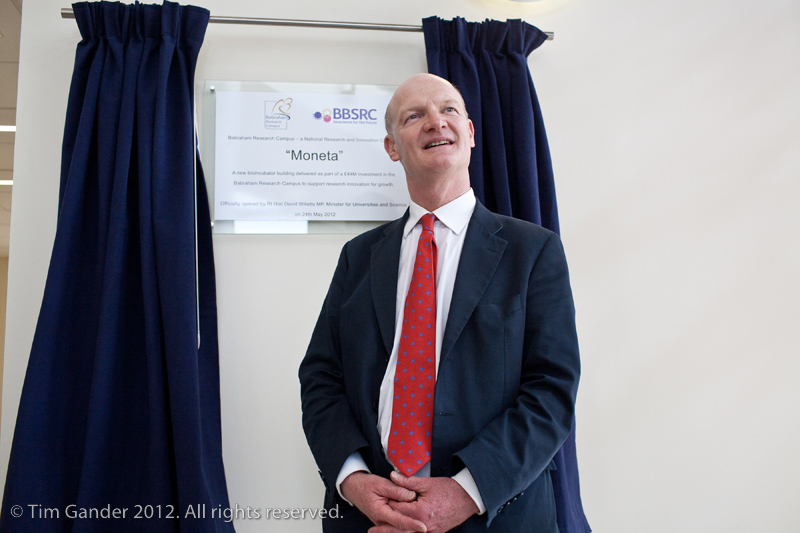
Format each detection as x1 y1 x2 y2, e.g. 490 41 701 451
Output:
407 113 419 120
445 107 456 113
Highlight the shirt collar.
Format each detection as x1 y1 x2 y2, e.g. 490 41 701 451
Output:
404 188 476 238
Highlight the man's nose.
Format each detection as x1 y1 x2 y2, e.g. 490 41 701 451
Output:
423 110 446 131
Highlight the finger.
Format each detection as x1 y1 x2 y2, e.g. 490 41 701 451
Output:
390 471 423 492
375 508 427 533
387 500 416 516
377 479 418 502
368 526 411 533
389 502 426 523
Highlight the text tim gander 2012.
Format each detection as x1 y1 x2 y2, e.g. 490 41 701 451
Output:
20 503 340 521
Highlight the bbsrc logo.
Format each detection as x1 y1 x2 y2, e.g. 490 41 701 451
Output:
314 107 378 124
313 109 333 123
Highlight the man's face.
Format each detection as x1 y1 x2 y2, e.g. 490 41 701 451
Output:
384 74 475 182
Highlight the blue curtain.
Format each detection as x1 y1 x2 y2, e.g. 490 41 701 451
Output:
0 2 233 531
424 16 590 533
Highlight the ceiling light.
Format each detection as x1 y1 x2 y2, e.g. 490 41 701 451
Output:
0 180 14 186
0 125 16 132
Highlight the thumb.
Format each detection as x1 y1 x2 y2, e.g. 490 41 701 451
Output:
390 471 421 493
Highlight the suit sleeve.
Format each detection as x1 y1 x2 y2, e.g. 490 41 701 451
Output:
453 232 581 523
299 243 371 496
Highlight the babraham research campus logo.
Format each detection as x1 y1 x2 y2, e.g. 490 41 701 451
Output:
264 98 292 130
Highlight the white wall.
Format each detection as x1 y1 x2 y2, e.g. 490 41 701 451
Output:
3 0 798 531
0 257 7 419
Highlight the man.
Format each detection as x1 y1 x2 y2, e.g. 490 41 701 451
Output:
299 73 580 532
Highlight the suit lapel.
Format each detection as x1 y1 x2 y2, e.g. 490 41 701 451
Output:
441 202 507 363
371 212 409 357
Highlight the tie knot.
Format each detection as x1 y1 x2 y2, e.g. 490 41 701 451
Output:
419 213 437 234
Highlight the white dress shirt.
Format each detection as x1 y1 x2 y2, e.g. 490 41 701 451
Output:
336 188 487 514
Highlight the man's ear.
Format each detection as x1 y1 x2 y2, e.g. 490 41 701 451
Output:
384 134 400 162
468 119 476 149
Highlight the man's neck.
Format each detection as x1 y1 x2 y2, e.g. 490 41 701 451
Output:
406 173 471 212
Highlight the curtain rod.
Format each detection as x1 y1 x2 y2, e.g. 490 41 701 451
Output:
60 8 554 40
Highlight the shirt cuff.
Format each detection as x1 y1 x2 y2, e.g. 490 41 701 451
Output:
336 452 371 504
452 468 487 515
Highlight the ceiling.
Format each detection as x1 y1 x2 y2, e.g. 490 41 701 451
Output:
0 0 21 258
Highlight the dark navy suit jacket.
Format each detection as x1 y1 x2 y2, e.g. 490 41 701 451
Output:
299 201 581 531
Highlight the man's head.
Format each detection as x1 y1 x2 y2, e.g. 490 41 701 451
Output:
383 74 475 207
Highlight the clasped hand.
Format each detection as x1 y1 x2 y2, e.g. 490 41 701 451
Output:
340 470 479 533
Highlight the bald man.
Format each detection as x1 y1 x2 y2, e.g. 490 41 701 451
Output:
300 74 580 532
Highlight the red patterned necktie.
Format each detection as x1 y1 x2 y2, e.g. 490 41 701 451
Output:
388 213 438 476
